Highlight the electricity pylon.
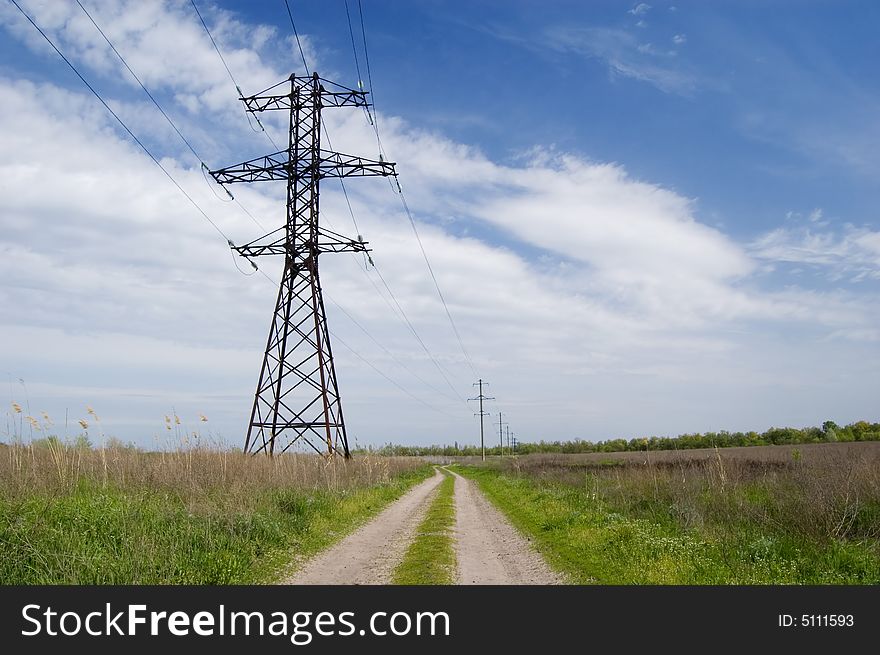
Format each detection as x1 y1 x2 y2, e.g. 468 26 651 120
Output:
211 73 396 457
498 411 508 458
468 379 494 461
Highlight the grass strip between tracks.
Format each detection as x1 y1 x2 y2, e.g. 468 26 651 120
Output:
392 469 456 585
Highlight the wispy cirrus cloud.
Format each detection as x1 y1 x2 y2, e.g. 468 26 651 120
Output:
545 26 696 95
751 210 880 283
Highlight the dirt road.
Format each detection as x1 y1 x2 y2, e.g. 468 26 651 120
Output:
284 468 445 585
449 469 562 585
283 467 562 585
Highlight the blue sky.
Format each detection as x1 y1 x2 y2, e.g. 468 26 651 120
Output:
1 1 878 449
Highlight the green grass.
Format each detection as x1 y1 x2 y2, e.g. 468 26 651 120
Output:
392 469 457 585
455 465 880 584
0 466 433 584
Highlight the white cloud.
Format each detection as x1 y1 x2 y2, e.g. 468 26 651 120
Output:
1 0 878 446
673 33 686 45
629 3 652 17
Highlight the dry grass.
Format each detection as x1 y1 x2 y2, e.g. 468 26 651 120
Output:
457 442 880 583
474 442 880 543
0 441 420 504
0 441 428 584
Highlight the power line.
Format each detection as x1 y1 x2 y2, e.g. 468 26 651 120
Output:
368 257 466 401
323 292 462 415
75 0 201 162
191 0 278 149
190 3 468 423
248 243 466 414
318 131 467 404
324 6 475 395
190 0 236 90
330 329 457 418
357 0 380 136
283 0 311 76
276 0 473 420
75 0 266 234
351 1 477 377
329 237 469 405
343 0 364 89
319 125 466 403
343 0 373 128
16 0 465 437
250 265 457 422
396 182 478 377
320 123 361 236
9 0 232 246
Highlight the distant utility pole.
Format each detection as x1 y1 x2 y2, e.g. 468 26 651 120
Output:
469 379 494 461
505 425 510 453
498 412 508 458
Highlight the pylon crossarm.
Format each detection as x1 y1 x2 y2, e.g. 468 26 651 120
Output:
241 75 371 112
319 151 396 178
209 149 289 184
316 225 370 253
235 241 369 257
243 89 369 112
210 150 395 184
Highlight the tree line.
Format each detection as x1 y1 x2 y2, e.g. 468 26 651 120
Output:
356 420 880 457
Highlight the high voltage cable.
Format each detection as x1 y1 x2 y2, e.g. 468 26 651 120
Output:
75 0 266 234
190 0 278 150
352 263 463 404
12 0 461 424
352 0 478 377
283 0 311 76
281 2 468 402
323 292 463 412
330 330 457 418
269 0 476 409
321 124 361 237
99 0 461 418
367 258 466 402
8 0 232 245
396 186 477 377
343 0 363 88
251 268 457 416
320 97 465 399
75 0 201 161
357 0 380 138
343 0 372 127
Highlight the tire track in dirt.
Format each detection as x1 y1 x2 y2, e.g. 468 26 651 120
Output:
283 468 445 585
449 469 563 585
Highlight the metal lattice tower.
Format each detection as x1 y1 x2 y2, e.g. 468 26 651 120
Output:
211 73 396 457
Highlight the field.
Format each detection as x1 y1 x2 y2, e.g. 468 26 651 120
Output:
4 439 879 585
455 442 880 583
0 441 429 584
